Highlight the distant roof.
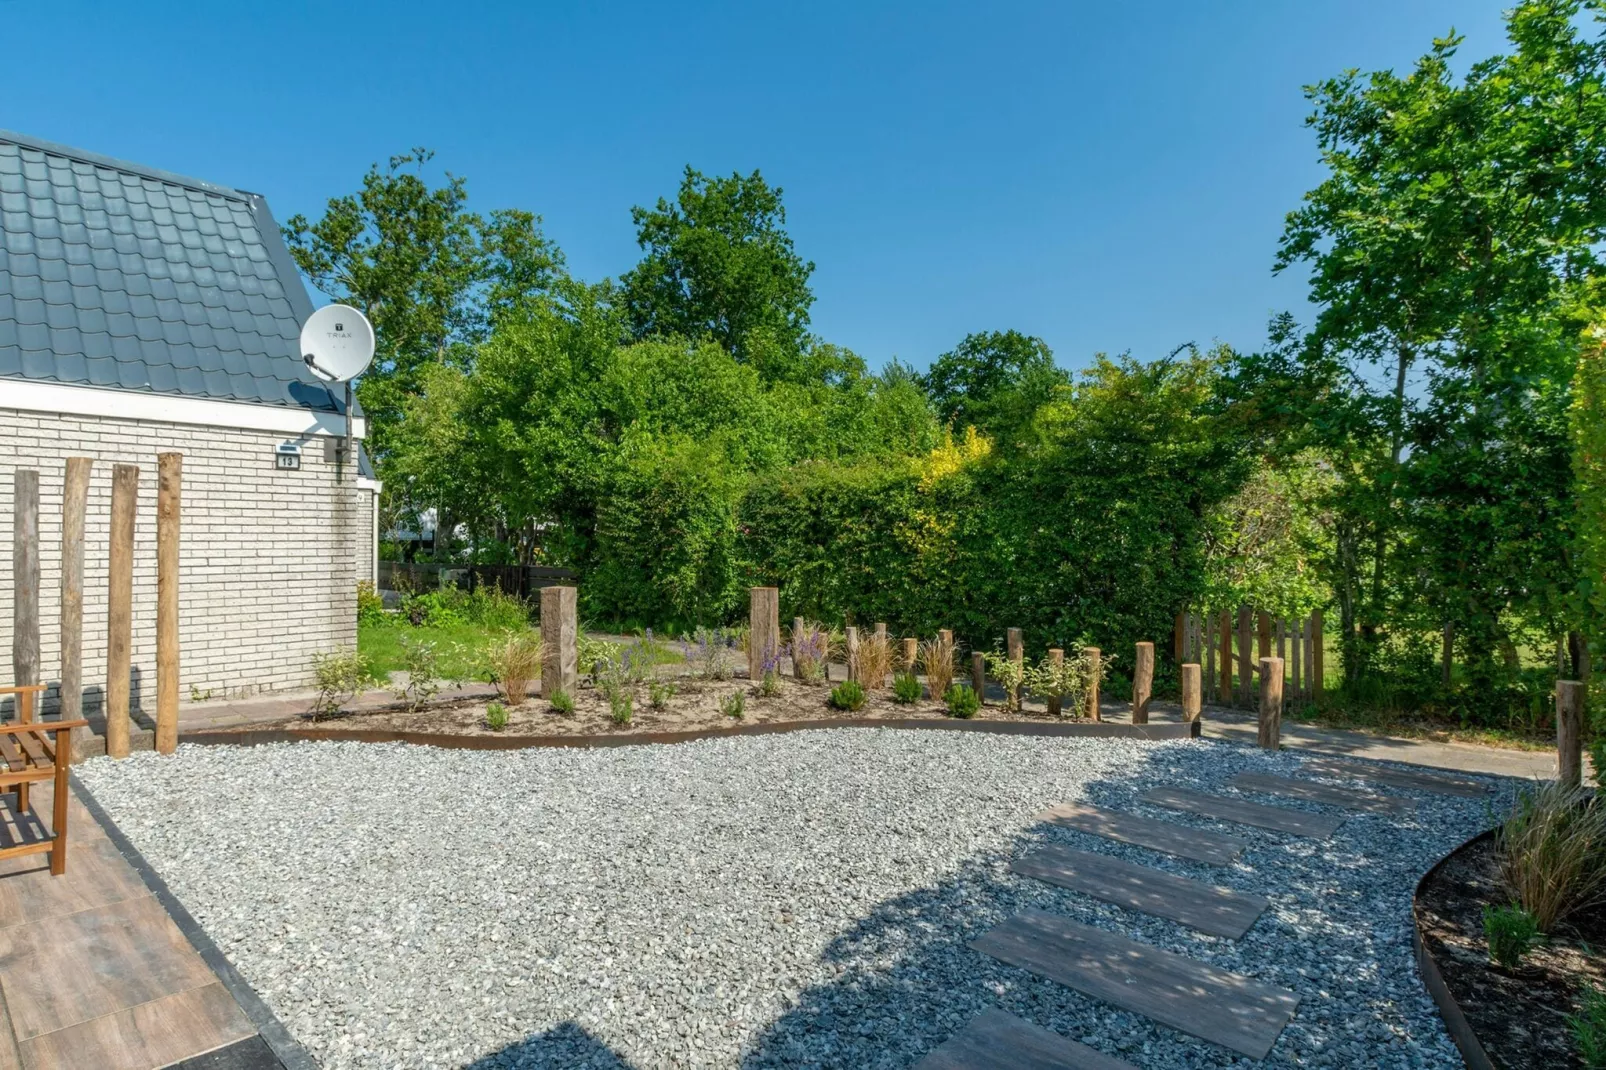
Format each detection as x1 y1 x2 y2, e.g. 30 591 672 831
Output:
0 129 350 414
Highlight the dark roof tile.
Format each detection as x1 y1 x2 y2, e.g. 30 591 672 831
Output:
0 130 340 412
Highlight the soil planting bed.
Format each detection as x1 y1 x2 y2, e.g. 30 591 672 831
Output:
1416 832 1606 1068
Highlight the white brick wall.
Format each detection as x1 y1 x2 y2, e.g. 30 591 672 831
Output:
0 406 370 712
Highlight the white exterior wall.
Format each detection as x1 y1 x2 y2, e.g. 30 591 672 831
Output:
0 406 366 712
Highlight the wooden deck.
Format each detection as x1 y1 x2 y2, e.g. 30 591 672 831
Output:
1141 786 1345 839
1035 801 1246 865
0 781 285 1070
1012 844 1269 939
914 1008 1138 1069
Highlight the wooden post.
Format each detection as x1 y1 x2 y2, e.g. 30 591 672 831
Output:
748 587 779 681
1258 656 1284 750
938 628 953 647
540 585 578 699
1204 615 1215 702
1218 610 1233 700
1558 680 1585 788
1181 664 1201 722
791 616 806 679
106 464 138 759
970 650 985 701
59 458 91 722
845 627 861 683
1132 641 1154 724
1174 612 1185 664
1257 611 1272 660
1276 617 1286 665
1046 648 1064 717
1006 627 1024 708
900 637 918 673
155 452 182 755
875 622 887 644
1311 608 1325 700
1290 617 1303 703
12 470 39 688
1237 606 1253 706
1084 646 1101 721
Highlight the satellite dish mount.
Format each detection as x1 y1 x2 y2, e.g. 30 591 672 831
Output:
299 304 375 469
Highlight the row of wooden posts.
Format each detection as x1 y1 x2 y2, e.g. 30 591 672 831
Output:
11 458 182 758
1176 607 1325 707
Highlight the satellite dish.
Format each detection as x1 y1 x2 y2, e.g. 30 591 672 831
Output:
300 304 375 382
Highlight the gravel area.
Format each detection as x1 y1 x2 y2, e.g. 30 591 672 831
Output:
75 730 1509 1069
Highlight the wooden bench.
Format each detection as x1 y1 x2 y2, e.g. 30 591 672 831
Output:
0 684 87 876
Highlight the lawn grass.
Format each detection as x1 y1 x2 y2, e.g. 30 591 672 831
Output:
359 619 684 684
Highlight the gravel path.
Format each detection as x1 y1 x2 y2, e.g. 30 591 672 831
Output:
74 730 1507 1069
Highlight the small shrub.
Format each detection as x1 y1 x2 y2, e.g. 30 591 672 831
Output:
788 621 834 684
1497 780 1606 931
1023 647 1107 718
1482 904 1539 968
760 668 783 697
649 679 675 709
461 586 530 630
723 690 746 719
401 587 466 627
853 634 894 690
1571 982 1606 1068
918 634 957 699
485 701 509 731
983 648 1027 711
356 581 387 627
609 688 634 725
830 680 867 711
945 683 980 719
309 650 368 719
394 635 448 712
686 625 740 681
486 631 544 704
577 633 617 685
892 672 923 704
550 688 575 715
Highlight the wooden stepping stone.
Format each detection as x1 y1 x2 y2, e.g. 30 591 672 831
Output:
1300 757 1491 798
1227 772 1411 814
916 1008 1138 1069
1013 843 1268 939
1036 801 1245 866
971 909 1299 1059
1142 786 1344 839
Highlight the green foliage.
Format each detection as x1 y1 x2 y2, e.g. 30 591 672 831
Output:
309 650 370 719
621 166 815 372
892 672 923 704
608 688 633 726
723 690 746 719
1572 982 1606 1069
1023 647 1107 719
1577 328 1606 718
576 633 616 684
945 683 981 719
922 330 1069 442
982 649 1027 712
394 635 450 712
1482 904 1540 968
550 689 575 715
829 680 866 712
686 626 740 681
759 669 783 698
485 701 509 731
649 679 675 709
356 581 387 628
1497 780 1606 932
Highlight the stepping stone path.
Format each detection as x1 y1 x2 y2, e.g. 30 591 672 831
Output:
1012 843 1268 939
915 1008 1139 1070
923 753 1492 1066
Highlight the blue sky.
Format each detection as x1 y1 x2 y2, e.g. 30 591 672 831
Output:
3 1 1511 373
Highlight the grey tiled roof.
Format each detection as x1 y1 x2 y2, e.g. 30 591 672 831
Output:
0 130 347 414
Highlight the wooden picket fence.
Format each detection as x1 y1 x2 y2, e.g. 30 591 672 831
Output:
1175 608 1324 709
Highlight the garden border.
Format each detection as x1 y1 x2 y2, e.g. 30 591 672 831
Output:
1412 828 1497 1070
181 716 1202 752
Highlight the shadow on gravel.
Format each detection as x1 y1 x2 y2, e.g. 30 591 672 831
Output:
463 1020 634 1069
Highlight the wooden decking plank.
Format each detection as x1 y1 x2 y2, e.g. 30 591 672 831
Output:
1036 802 1245 866
971 909 1299 1059
1012 843 1268 939
1142 786 1344 839
12 732 46 768
0 736 25 774
916 1008 1138 1070
1227 772 1411 814
1300 757 1491 798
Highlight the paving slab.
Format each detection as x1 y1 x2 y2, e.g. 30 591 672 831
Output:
915 1008 1137 1070
1035 801 1246 866
1226 772 1412 814
1299 757 1492 798
1142 786 1344 839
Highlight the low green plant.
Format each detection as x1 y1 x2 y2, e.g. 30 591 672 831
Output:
723 690 746 719
356 581 387 627
759 668 783 697
830 679 866 711
485 701 509 731
309 650 368 720
649 679 675 709
550 688 575 715
1497 780 1606 931
945 683 980 719
1023 646 1107 718
892 671 923 704
686 625 739 680
982 647 1027 711
461 586 530 630
577 632 617 685
1482 904 1540 968
401 587 466 628
1571 982 1606 1068
609 688 633 725
394 635 451 712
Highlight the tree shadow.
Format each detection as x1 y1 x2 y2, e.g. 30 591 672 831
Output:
462 1020 635 1069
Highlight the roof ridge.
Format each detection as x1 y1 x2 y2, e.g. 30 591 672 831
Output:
0 128 249 202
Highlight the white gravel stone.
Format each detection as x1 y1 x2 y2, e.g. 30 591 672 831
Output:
74 730 1504 1069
